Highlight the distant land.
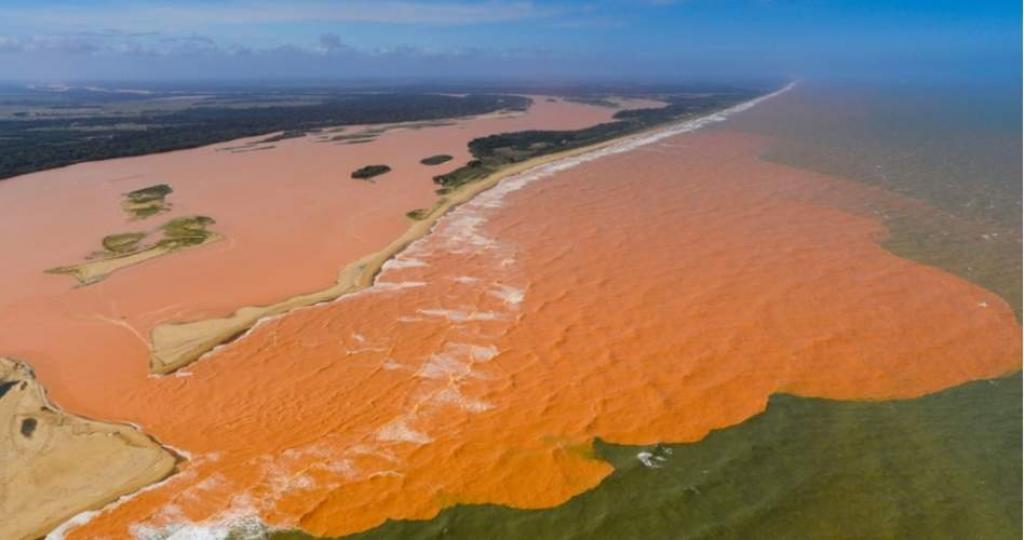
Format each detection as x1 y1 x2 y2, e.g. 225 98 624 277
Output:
0 81 777 181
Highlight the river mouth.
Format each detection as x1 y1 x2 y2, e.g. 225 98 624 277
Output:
54 84 1021 538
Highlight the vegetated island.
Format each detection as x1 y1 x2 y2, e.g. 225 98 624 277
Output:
0 357 176 540
351 165 392 181
420 154 453 166
46 215 220 285
145 85 776 375
121 183 173 219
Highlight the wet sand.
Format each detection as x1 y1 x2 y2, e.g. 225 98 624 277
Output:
0 96 646 417
58 107 1019 537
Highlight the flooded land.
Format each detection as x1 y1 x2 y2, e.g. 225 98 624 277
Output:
0 82 1019 539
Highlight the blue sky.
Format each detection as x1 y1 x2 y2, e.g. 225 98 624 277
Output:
0 0 1019 82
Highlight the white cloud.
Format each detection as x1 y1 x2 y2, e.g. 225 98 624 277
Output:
5 1 552 32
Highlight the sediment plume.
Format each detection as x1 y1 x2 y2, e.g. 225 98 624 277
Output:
58 87 1019 538
149 86 791 374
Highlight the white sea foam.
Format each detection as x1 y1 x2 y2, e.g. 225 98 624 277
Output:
637 451 668 469
406 83 796 278
416 352 473 379
381 256 427 270
466 344 499 362
488 284 525 306
373 280 426 290
417 308 502 322
432 387 493 412
377 418 432 444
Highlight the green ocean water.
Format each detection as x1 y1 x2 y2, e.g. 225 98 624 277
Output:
274 82 1022 540
277 375 1020 540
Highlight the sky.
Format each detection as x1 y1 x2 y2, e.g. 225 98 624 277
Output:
0 0 1019 83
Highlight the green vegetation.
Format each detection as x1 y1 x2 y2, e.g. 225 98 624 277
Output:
331 133 377 144
351 165 391 181
432 159 493 191
273 374 1021 540
405 208 430 220
125 183 173 204
101 232 145 254
122 183 173 219
419 154 453 166
46 214 218 284
94 215 216 257
432 90 759 191
561 95 620 108
157 215 216 248
0 90 531 180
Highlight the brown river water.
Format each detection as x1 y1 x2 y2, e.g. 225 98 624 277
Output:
14 87 1013 538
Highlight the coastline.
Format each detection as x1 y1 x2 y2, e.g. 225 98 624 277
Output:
148 83 795 375
50 79 1023 538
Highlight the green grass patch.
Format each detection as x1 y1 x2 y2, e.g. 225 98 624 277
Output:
125 184 172 204
431 160 495 189
101 232 146 255
157 215 216 248
122 183 173 219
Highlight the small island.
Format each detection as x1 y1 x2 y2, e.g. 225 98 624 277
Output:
122 184 173 219
47 215 220 285
351 164 391 181
420 154 453 166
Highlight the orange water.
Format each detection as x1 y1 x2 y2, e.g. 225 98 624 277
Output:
63 128 1019 538
0 97 632 415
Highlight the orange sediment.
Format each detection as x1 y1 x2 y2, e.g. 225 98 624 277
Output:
0 96 640 416
50 124 1020 537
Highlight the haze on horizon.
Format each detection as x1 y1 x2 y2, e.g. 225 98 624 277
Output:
0 0 1019 85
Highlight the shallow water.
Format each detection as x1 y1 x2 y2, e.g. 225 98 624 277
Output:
61 87 1019 538
0 96 637 415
